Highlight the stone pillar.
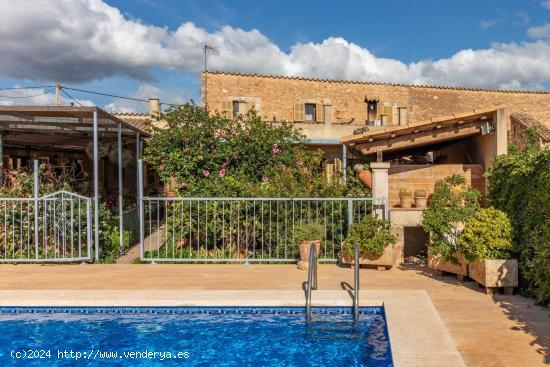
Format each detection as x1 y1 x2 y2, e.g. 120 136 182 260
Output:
370 162 390 220
149 98 160 120
495 108 509 156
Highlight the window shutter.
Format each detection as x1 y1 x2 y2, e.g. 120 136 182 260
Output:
385 106 393 124
221 100 231 117
294 103 304 121
316 103 324 123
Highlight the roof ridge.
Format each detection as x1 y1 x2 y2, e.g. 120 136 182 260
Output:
204 70 550 95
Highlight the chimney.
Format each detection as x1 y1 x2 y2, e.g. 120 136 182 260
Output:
149 98 160 120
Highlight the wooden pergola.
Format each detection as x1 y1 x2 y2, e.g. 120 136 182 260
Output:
0 106 150 260
341 107 501 156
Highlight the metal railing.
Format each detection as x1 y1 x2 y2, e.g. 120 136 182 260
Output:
353 242 360 323
306 243 317 323
0 190 92 262
138 196 384 263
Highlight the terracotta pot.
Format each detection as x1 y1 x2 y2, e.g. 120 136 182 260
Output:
414 196 427 208
298 240 321 266
399 196 413 208
356 170 372 188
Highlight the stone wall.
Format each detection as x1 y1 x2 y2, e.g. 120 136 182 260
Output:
387 164 485 208
204 71 550 130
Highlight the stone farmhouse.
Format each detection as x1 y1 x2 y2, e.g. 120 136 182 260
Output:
202 70 550 264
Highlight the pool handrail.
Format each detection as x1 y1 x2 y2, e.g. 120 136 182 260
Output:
305 242 317 323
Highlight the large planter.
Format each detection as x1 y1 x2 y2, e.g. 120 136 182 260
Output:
341 245 395 270
428 253 468 279
468 259 518 294
297 240 321 270
357 170 372 188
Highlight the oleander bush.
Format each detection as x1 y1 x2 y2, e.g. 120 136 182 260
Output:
488 135 550 306
458 207 513 262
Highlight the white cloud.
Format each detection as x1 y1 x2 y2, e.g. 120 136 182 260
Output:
0 86 93 106
516 11 530 25
104 84 190 113
479 19 499 30
542 1 550 10
1 0 550 92
527 23 550 39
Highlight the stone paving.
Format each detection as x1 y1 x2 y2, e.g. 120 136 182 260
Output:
0 263 548 366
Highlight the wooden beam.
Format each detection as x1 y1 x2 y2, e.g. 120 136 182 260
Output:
356 122 481 155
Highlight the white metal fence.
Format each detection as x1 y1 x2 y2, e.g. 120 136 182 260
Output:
0 160 94 263
138 160 386 263
0 190 93 263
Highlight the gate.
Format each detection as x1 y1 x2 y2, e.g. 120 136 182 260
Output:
0 160 94 263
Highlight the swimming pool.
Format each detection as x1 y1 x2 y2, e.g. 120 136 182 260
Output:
0 306 393 366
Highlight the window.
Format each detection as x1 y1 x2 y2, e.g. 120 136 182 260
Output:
305 103 316 121
366 100 378 122
232 101 244 116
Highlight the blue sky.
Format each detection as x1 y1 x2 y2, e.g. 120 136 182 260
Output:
0 0 550 111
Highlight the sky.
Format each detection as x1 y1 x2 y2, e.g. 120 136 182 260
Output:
0 0 550 112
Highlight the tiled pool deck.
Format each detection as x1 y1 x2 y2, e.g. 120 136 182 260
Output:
0 264 548 367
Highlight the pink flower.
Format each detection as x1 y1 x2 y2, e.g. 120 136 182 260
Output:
262 176 268 182
272 144 281 154
202 170 210 177
219 169 226 177
230 130 237 135
198 155 204 161
295 159 303 166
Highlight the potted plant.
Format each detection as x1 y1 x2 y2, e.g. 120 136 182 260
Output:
293 222 325 270
458 207 517 294
353 163 372 188
414 190 427 208
422 175 481 279
399 187 413 208
341 215 396 269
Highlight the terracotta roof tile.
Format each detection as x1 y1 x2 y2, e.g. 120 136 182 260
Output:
205 71 550 95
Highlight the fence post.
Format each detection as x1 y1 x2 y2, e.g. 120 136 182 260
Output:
33 160 39 260
138 159 144 260
347 198 353 227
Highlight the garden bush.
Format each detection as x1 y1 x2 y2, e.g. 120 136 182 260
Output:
488 137 550 306
421 175 481 262
342 215 395 258
458 207 513 262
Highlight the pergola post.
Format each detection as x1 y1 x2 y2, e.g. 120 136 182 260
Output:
342 144 347 184
136 132 141 216
93 110 99 262
0 132 4 187
118 122 124 255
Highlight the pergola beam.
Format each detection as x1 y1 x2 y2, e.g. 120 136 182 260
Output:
355 121 482 155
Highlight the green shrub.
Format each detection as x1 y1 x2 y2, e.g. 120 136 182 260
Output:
399 187 412 197
342 215 395 258
422 175 481 262
458 207 513 262
488 140 550 306
293 222 325 242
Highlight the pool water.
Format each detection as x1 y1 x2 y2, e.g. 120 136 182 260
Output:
0 306 393 366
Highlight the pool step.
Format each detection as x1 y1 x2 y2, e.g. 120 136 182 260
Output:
306 318 361 340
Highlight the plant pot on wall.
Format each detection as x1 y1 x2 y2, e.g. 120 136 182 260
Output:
414 190 427 208
399 187 413 208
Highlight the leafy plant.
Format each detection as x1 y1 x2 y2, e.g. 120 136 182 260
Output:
458 207 513 262
342 215 396 258
488 139 550 306
414 190 427 198
399 187 412 197
422 175 481 262
293 222 325 242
